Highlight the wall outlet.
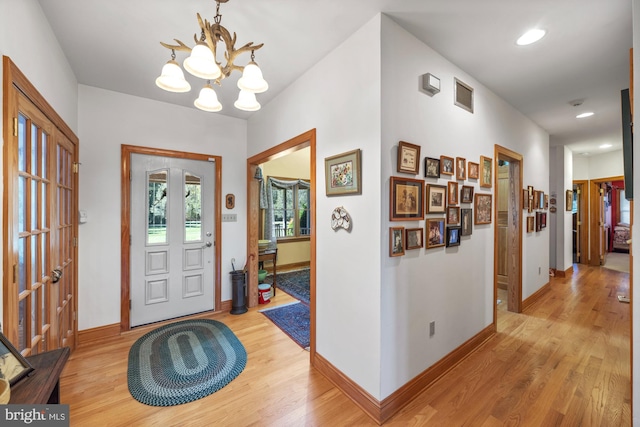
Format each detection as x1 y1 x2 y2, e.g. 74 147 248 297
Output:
222 214 237 222
429 321 436 337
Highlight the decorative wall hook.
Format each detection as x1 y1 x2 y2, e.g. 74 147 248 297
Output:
331 206 352 232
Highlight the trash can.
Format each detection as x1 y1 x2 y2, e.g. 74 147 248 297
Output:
230 270 247 314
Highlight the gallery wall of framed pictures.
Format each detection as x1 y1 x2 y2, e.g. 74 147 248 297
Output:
522 184 549 233
390 140 495 256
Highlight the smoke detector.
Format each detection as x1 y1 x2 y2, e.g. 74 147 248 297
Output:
569 99 585 107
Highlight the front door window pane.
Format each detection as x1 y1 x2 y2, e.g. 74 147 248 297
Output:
148 170 168 244
18 114 26 172
184 172 202 242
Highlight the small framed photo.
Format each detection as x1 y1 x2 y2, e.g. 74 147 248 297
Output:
480 156 492 188
538 191 545 210
544 194 549 210
397 141 421 174
468 162 479 179
390 227 405 256
533 191 539 210
527 216 535 233
456 157 466 180
426 184 447 214
566 190 573 211
424 157 440 178
528 186 534 213
522 189 529 210
461 208 473 236
447 206 460 224
461 185 474 204
440 155 454 175
0 332 34 385
540 212 547 229
426 218 445 249
536 212 543 232
324 149 362 196
405 228 424 250
447 181 459 206
390 176 424 221
474 193 492 225
446 226 461 247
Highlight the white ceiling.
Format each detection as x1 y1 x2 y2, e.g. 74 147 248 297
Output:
38 0 632 157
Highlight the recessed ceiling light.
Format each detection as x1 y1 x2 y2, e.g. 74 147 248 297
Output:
581 152 590 156
516 29 546 46
599 144 612 149
576 112 594 119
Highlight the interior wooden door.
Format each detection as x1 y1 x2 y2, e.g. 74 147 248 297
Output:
599 183 607 266
496 163 509 289
2 57 78 356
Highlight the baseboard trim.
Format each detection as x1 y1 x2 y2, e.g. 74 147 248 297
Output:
312 325 495 425
522 281 551 311
263 261 310 274
78 323 121 347
553 266 573 278
220 299 232 312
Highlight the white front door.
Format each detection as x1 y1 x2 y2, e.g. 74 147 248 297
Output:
130 154 215 327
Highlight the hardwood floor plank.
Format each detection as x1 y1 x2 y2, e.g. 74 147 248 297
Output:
60 264 630 426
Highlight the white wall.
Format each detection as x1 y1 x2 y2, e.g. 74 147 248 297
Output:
549 146 574 271
78 85 247 330
0 0 79 325
248 16 383 397
587 150 624 179
573 155 589 180
379 15 550 398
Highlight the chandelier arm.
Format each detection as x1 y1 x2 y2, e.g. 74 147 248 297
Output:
160 39 192 53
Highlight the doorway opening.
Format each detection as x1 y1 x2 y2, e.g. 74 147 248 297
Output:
494 145 523 321
572 181 588 264
246 129 316 356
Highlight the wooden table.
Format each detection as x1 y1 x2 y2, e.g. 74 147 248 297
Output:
10 347 70 404
259 248 277 296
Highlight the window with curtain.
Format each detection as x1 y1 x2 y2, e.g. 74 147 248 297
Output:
620 189 630 224
272 183 310 238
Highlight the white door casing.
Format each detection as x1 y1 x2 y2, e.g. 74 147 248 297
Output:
130 154 215 327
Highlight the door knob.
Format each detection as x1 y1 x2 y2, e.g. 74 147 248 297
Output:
52 268 62 283
203 241 212 248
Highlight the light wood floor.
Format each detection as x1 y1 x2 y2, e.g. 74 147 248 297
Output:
60 264 630 426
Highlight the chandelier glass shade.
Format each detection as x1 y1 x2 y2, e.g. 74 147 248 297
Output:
156 0 267 112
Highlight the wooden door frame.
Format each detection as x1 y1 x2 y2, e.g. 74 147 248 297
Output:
493 144 523 325
246 129 316 358
588 176 623 266
3 56 79 351
120 145 222 332
572 180 588 265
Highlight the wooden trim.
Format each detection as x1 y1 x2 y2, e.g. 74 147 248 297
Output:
220 299 232 312
120 145 222 332
262 261 310 274
588 176 625 266
493 145 523 324
573 180 589 265
314 325 495 424
78 323 121 347
522 281 550 311
553 266 573 278
246 129 316 360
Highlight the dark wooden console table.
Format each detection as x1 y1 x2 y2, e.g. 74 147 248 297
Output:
10 347 70 404
259 248 277 295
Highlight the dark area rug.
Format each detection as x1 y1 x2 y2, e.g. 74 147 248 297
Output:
263 268 310 304
260 302 310 349
127 319 247 406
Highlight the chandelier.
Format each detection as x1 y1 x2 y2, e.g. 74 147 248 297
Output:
155 0 268 112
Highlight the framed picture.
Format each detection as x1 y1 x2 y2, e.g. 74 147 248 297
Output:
440 155 454 176
426 184 447 214
447 181 459 206
566 190 573 211
424 157 440 178
522 189 529 210
324 149 362 196
447 206 460 224
535 212 543 231
405 228 424 250
468 161 479 179
533 191 539 210
456 157 466 180
544 194 549 210
461 208 473 236
474 193 492 225
390 176 424 220
0 332 34 386
446 226 461 247
541 212 547 229
397 141 421 174
461 185 474 204
538 191 545 210
390 227 405 256
426 218 445 249
527 186 534 213
527 216 535 233
480 156 492 188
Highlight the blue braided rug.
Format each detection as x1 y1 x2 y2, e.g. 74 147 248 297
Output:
127 319 247 406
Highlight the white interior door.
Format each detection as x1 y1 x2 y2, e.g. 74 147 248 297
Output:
130 154 215 327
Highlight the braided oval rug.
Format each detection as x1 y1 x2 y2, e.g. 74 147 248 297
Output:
127 319 247 406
